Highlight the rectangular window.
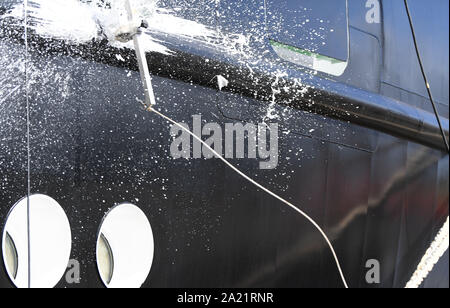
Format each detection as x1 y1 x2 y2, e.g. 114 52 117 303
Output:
266 0 349 76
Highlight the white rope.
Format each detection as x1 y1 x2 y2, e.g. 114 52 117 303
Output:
405 217 449 288
151 108 349 288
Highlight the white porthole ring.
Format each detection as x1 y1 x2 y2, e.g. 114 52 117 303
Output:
2 194 72 288
96 203 155 288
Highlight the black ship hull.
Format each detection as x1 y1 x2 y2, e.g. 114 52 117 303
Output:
0 0 448 288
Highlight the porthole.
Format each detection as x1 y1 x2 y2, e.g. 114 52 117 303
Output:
97 233 114 285
4 232 18 279
2 194 72 288
96 203 154 288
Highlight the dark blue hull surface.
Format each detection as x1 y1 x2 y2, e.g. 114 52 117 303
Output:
0 0 448 288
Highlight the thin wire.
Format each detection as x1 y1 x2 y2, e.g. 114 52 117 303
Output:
404 0 450 153
151 108 349 288
23 0 31 289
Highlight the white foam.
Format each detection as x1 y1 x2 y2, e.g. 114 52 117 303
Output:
22 0 98 43
216 75 229 91
5 0 219 56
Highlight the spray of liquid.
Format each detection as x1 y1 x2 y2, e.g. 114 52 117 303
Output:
121 0 349 288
